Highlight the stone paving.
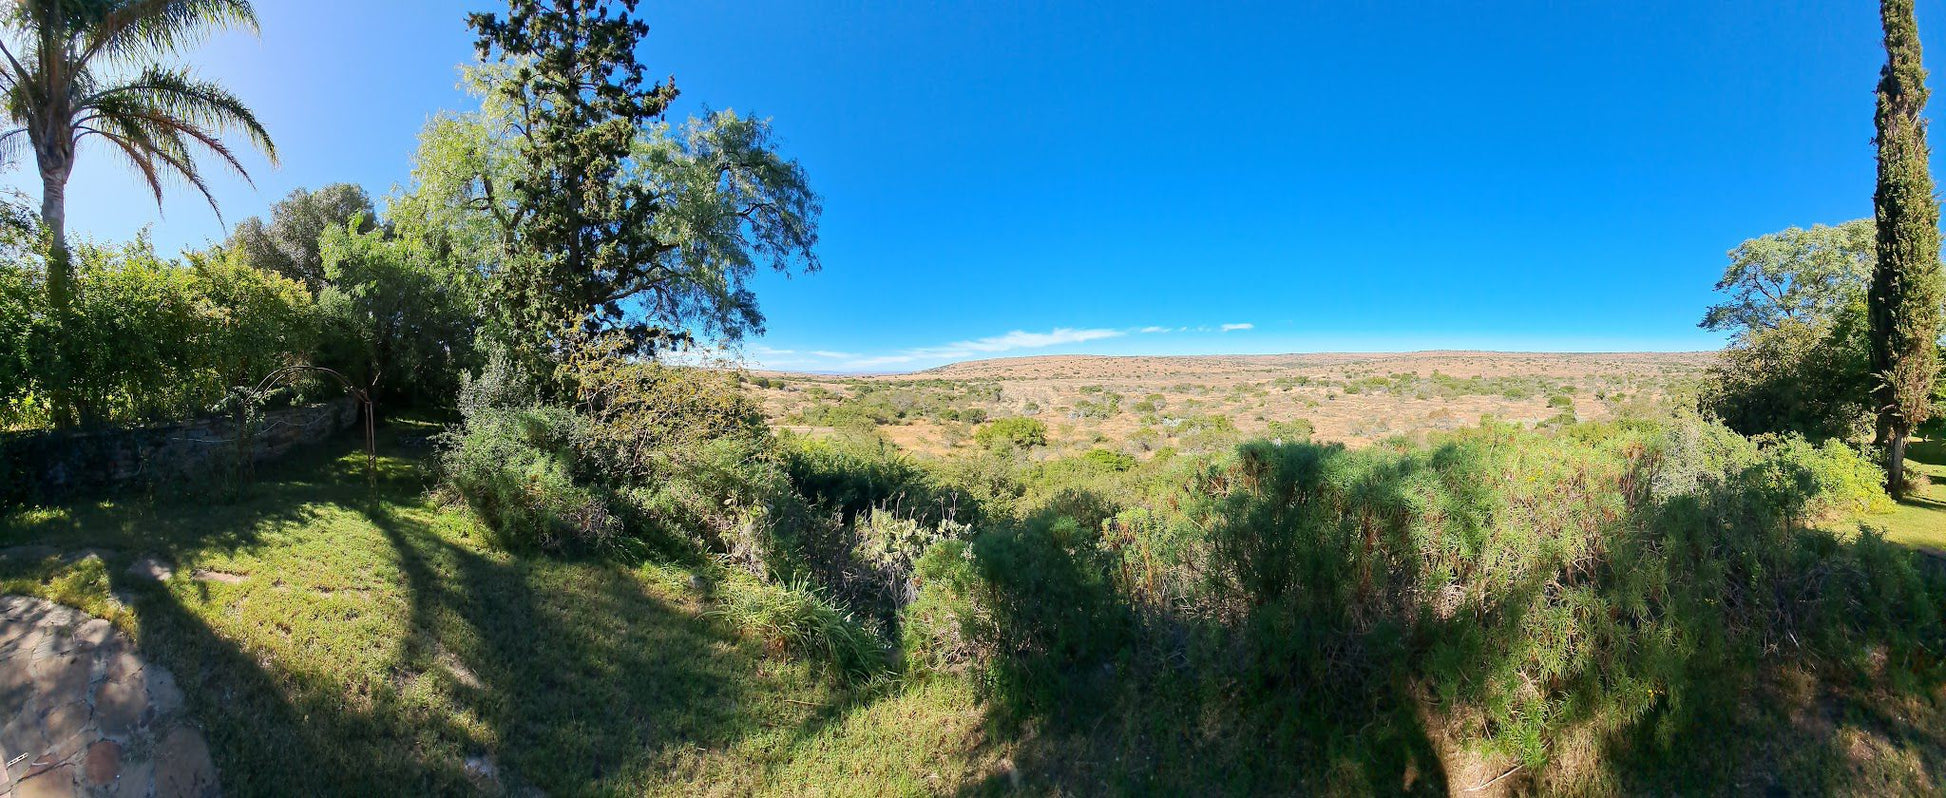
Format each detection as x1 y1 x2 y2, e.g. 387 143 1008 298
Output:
0 595 218 798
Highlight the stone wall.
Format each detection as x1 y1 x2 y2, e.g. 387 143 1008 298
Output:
0 399 359 505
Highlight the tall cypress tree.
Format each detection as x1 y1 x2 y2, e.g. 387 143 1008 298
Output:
1870 0 1945 498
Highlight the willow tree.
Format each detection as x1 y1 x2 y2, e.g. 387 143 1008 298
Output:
1870 0 1945 497
0 0 276 311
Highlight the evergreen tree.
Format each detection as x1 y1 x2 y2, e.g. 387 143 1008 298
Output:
1869 0 1945 497
468 0 681 366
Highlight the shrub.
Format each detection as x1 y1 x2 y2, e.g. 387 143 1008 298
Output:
903 523 1128 710
6 238 320 428
442 334 782 557
438 405 622 551
974 416 1047 451
1700 318 1872 443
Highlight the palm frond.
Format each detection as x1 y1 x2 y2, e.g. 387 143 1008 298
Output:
80 115 220 219
83 0 259 68
83 66 275 164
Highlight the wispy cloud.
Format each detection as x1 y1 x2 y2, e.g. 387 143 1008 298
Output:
751 321 1255 371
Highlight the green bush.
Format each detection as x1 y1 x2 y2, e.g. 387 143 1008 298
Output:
974 416 1047 451
4 239 320 428
441 334 782 556
903 522 1128 710
894 417 1940 791
438 405 621 551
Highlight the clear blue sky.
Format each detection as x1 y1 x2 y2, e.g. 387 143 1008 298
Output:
24 1 1937 370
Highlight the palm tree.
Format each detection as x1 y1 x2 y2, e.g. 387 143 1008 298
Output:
0 0 276 310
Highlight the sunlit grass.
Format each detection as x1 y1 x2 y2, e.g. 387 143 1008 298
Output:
1865 439 1946 551
0 428 992 795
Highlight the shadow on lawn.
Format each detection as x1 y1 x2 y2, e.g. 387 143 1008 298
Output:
362 498 781 793
3 429 858 794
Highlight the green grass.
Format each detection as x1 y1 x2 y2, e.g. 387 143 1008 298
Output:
1864 438 1946 552
0 424 997 796
6 423 1943 795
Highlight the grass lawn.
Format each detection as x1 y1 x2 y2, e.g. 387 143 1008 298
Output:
1862 439 1946 552
0 424 1001 796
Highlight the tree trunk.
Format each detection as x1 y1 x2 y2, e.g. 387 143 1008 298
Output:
40 158 79 427
40 160 70 311
1887 431 1910 499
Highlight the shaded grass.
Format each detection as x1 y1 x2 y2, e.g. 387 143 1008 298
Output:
0 425 995 795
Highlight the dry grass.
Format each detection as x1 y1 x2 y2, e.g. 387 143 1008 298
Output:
754 351 1710 455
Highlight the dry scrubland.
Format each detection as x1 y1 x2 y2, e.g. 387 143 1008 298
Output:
756 351 1712 454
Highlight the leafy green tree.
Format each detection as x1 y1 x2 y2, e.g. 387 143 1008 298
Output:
316 221 484 407
463 0 819 371
1870 0 1946 497
230 184 377 292
1701 220 1875 341
1701 316 1873 442
0 0 276 311
1699 222 1877 441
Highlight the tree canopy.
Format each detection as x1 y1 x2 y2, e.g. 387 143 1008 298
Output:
1701 220 1874 342
460 0 819 369
229 183 378 293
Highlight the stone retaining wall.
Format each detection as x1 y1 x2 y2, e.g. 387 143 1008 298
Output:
0 399 359 505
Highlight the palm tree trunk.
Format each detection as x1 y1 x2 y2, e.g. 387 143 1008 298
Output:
39 158 79 427
40 160 70 311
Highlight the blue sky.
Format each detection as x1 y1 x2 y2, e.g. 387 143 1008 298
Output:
22 1 1935 371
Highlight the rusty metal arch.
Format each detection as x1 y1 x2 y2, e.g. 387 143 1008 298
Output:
251 366 377 485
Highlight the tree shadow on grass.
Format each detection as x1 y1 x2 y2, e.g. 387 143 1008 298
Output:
360 497 827 794
3 429 851 794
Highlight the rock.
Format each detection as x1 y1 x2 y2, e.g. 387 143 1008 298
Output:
0 547 59 565
1 597 214 798
72 620 112 651
111 757 153 798
29 656 90 711
37 703 89 761
189 570 244 585
94 675 148 739
464 753 499 786
61 549 115 565
12 764 73 798
145 669 182 720
82 740 121 787
124 559 173 582
151 726 217 798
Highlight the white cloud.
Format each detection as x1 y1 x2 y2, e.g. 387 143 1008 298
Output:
754 327 1125 371
752 322 1264 372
